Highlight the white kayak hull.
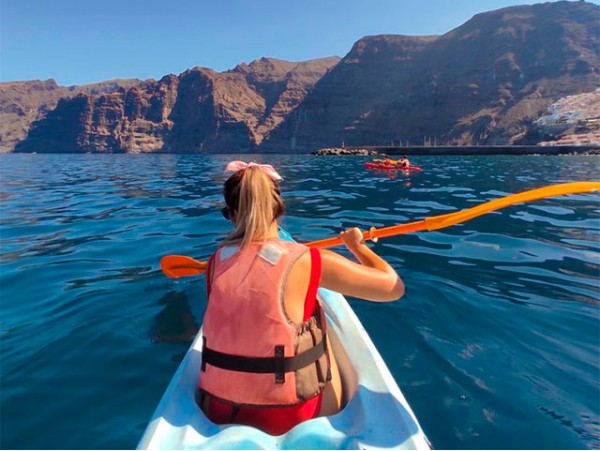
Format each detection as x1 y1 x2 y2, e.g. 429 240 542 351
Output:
139 232 431 449
138 288 431 449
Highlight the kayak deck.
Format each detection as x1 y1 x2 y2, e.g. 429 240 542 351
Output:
138 231 430 450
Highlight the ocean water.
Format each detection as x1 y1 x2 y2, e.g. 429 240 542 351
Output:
1 153 598 450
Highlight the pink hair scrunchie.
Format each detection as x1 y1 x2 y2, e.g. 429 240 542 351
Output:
224 161 283 181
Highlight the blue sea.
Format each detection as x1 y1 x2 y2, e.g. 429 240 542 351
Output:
1 154 599 450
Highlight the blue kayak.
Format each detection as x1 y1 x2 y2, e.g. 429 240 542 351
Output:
138 228 431 449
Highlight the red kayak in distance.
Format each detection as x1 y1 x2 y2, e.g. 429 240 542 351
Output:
364 162 422 171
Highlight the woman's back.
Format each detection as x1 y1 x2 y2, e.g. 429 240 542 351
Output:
198 161 404 434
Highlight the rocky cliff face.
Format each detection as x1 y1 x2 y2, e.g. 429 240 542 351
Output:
0 79 141 152
16 76 180 153
14 57 340 153
7 1 600 153
261 35 438 151
263 1 600 151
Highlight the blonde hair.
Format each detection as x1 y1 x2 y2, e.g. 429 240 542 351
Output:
222 166 284 248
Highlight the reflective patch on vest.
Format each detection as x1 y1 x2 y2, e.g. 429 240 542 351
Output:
220 245 240 262
258 242 286 266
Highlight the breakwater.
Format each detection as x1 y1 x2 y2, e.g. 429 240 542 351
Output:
356 145 599 156
311 147 377 156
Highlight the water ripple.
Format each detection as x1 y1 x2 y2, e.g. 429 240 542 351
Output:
1 153 598 450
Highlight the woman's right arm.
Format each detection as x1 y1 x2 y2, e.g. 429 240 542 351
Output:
319 228 405 302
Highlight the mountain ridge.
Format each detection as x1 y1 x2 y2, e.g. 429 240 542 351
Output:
262 0 599 151
0 78 142 152
6 1 600 154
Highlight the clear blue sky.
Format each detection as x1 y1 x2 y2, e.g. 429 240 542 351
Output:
1 0 598 85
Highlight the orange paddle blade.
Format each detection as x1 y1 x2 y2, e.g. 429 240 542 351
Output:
161 181 600 277
423 181 600 230
308 181 600 247
160 255 208 278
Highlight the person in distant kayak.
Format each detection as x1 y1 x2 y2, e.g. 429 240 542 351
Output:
196 160 405 435
398 155 410 168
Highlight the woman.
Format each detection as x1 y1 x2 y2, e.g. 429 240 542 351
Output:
196 161 405 435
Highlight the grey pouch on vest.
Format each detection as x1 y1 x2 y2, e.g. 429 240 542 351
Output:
294 316 331 401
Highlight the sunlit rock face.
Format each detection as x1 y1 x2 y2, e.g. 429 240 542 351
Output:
7 2 599 154
262 1 600 152
12 58 340 153
0 79 141 152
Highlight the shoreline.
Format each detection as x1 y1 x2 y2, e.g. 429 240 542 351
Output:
312 145 600 156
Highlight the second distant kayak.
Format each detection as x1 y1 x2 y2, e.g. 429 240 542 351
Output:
365 162 422 171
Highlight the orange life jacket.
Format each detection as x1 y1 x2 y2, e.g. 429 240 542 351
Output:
198 239 331 407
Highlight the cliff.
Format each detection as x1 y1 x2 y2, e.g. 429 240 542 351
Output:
14 57 340 153
263 0 600 151
7 1 600 154
0 79 141 152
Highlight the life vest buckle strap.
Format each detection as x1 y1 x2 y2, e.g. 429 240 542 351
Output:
201 336 207 372
201 337 327 376
274 345 285 384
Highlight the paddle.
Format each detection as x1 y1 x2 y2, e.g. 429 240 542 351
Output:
161 256 208 278
160 181 600 278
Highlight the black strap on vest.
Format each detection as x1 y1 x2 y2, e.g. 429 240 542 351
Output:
201 336 326 384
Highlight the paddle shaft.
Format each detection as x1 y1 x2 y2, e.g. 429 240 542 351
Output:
307 181 600 248
161 181 600 277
